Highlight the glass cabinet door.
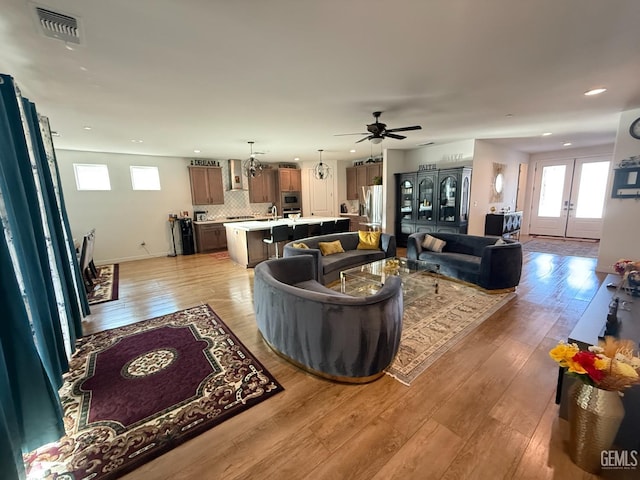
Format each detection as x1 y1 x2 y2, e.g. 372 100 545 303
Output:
400 179 414 220
417 176 434 221
439 176 457 222
461 175 470 221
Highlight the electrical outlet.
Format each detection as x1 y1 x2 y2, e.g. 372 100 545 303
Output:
140 241 146 246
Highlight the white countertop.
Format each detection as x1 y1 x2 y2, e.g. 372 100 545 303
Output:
222 216 344 231
194 215 272 225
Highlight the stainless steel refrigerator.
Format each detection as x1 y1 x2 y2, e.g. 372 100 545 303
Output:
361 185 383 228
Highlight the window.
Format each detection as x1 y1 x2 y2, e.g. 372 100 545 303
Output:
73 164 111 191
130 166 161 190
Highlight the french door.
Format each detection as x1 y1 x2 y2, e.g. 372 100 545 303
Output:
529 156 610 239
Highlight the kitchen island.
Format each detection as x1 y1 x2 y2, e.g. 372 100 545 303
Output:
223 217 343 268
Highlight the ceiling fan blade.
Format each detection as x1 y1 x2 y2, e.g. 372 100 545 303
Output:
386 125 422 133
334 132 369 136
385 133 406 140
355 135 372 143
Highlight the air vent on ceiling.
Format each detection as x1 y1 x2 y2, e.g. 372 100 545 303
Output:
34 6 81 44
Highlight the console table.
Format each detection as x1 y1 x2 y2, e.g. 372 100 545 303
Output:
556 274 640 450
484 211 522 239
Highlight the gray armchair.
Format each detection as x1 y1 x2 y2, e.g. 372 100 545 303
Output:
253 255 403 382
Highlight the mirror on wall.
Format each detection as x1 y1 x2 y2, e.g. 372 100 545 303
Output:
491 162 506 203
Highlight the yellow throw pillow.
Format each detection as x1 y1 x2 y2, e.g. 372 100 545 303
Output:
292 242 309 249
317 240 345 256
357 230 381 250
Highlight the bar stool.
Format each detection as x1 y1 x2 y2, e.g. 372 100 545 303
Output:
263 224 292 258
291 223 310 240
320 221 336 235
334 218 351 233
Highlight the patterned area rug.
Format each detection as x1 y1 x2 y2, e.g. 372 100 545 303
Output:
386 275 516 385
87 264 119 305
24 305 283 480
522 237 599 258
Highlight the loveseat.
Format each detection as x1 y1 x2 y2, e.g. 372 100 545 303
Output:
283 232 396 285
253 255 403 382
407 232 522 290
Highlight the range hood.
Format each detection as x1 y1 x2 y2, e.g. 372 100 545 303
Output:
228 159 247 191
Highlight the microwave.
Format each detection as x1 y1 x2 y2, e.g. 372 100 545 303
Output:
281 191 301 210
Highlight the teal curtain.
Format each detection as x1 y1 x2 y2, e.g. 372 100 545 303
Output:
0 73 85 478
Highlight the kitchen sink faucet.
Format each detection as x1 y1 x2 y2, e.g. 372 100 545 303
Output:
271 205 277 220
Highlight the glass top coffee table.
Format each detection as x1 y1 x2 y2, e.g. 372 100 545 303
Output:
338 257 440 302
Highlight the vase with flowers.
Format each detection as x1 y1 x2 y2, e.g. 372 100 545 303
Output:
550 337 640 472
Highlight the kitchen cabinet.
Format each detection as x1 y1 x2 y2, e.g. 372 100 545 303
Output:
395 167 472 246
278 168 301 192
346 167 358 200
347 163 383 201
249 168 277 203
189 167 224 205
366 164 382 185
194 223 227 252
340 214 368 232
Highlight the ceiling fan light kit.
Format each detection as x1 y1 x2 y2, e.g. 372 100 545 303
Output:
336 111 422 144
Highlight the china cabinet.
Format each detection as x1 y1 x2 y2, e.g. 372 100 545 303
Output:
395 167 472 246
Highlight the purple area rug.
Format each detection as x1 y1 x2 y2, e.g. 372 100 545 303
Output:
24 305 283 479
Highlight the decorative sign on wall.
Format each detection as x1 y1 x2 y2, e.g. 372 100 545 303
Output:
190 159 220 167
442 153 464 162
418 163 437 171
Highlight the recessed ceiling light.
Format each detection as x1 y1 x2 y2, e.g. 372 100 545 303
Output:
79 66 88 71
83 126 92 130
563 142 572 147
542 132 553 136
193 149 201 153
505 113 514 118
294 157 300 161
584 88 607 96
350 149 356 153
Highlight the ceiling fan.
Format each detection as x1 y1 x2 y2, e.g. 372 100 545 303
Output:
336 111 422 144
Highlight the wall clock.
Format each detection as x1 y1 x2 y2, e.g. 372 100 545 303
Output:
630 117 640 140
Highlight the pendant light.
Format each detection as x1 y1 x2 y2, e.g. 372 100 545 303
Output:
313 149 330 180
242 141 264 178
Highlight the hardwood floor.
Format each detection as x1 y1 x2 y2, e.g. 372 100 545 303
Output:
82 249 616 479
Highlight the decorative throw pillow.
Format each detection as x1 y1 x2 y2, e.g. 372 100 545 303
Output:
494 238 507 245
357 230 381 250
292 242 310 249
318 240 345 256
421 234 446 253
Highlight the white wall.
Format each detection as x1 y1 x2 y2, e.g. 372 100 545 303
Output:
58 150 193 263
470 140 529 236
597 108 640 272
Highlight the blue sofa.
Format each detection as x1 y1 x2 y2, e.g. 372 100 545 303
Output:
253 255 403 382
407 232 522 290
